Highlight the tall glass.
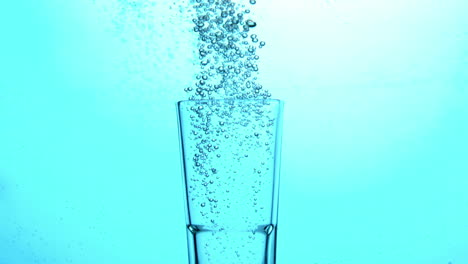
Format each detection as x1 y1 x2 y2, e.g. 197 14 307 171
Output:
177 99 284 264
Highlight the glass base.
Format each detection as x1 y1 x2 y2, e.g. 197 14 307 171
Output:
186 224 277 264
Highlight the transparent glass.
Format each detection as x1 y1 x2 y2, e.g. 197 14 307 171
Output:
177 99 284 264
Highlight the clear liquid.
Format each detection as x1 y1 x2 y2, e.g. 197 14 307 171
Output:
187 224 275 264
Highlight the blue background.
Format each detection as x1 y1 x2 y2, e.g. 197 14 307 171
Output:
0 0 467 263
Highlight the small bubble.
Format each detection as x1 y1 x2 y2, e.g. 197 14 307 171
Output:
201 203 206 207
250 0 257 4
246 19 257 27
251 34 259 43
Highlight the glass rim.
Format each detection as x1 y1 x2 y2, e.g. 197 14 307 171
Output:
177 98 283 104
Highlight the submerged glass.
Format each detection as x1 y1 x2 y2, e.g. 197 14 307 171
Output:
177 99 284 264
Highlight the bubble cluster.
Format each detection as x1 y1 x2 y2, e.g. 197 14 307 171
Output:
182 99 278 238
180 1 279 262
186 0 271 100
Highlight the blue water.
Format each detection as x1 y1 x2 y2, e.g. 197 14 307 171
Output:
0 0 467 263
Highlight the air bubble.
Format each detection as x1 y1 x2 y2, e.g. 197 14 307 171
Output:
251 34 259 43
246 19 257 28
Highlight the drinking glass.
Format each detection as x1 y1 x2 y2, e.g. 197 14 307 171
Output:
177 99 284 264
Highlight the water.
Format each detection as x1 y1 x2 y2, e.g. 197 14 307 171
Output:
2 0 467 263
